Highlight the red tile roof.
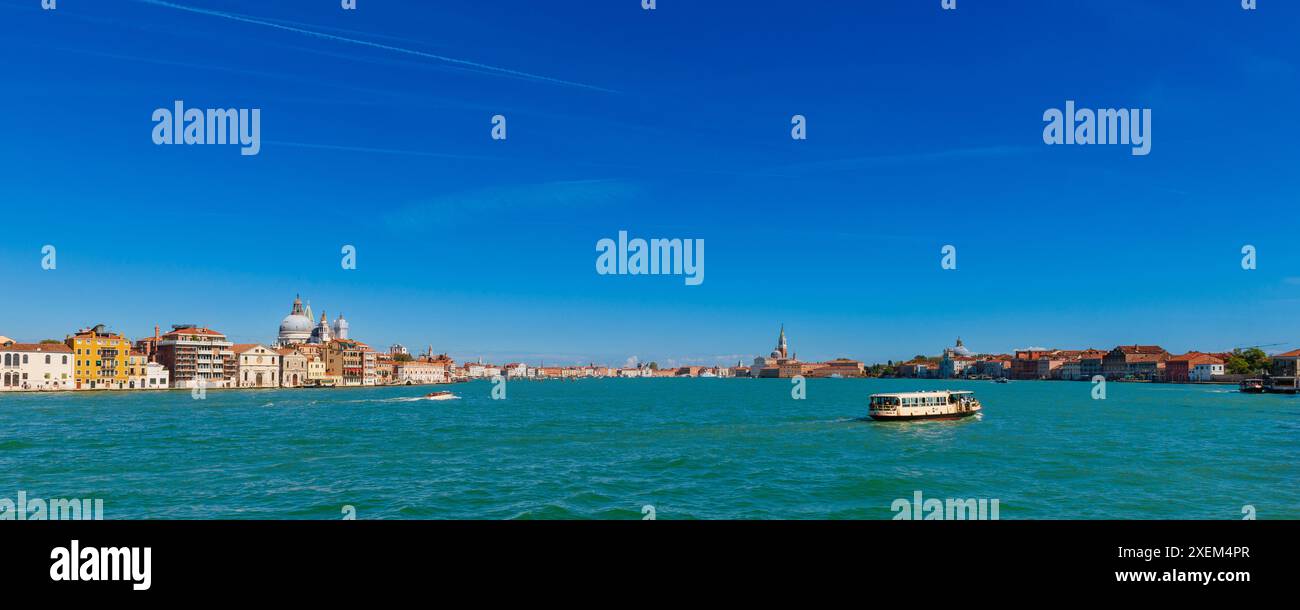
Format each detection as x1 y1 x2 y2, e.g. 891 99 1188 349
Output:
1274 349 1300 358
1114 345 1167 355
4 343 73 353
1169 352 1223 365
162 327 225 338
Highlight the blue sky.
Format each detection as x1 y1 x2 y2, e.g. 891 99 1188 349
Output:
1 0 1298 366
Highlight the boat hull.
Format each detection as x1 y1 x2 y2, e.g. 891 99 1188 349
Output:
870 410 980 421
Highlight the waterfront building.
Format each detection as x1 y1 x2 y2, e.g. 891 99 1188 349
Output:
1040 350 1081 379
1079 349 1108 380
133 325 163 362
503 362 528 378
323 339 375 386
897 360 935 378
145 362 170 389
1267 349 1300 393
126 351 149 389
778 360 824 377
363 349 377 385
156 325 234 389
1190 356 1225 382
277 295 315 347
277 349 308 387
1166 352 1222 383
66 325 132 390
752 325 804 378
374 354 396 385
232 344 281 388
1102 345 1170 380
294 342 323 359
938 338 976 378
394 356 452 385
975 357 1011 379
306 356 328 386
0 342 74 391
1012 350 1056 380
1057 360 1082 381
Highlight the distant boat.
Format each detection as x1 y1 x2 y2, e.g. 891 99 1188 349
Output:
1240 379 1265 394
870 390 982 421
829 373 844 379
994 378 1009 384
699 371 717 378
424 391 459 401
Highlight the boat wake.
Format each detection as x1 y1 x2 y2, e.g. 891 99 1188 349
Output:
337 396 441 404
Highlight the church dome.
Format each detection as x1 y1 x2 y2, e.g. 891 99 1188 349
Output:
280 314 313 334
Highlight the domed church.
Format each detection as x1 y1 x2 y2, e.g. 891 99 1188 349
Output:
277 296 351 347
277 295 315 346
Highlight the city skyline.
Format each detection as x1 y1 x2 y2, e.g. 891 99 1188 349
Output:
2 1 1298 365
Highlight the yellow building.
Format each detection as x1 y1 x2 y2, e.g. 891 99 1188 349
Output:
126 351 149 390
66 324 132 390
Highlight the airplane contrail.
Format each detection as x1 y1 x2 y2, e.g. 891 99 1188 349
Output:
130 0 618 93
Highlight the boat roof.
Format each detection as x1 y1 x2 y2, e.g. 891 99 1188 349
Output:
871 390 975 398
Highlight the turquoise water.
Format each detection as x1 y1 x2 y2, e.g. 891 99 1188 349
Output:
1 378 1296 519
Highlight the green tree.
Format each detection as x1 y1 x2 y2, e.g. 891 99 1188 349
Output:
392 353 414 362
40 339 62 344
1226 347 1271 375
648 362 659 371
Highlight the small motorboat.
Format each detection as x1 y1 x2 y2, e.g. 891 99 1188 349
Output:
424 391 459 401
994 378 1009 384
1239 379 1265 394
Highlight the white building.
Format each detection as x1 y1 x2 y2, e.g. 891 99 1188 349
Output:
503 363 528 378
145 362 170 389
394 360 450 385
0 342 74 391
232 344 281 388
1190 362 1225 382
